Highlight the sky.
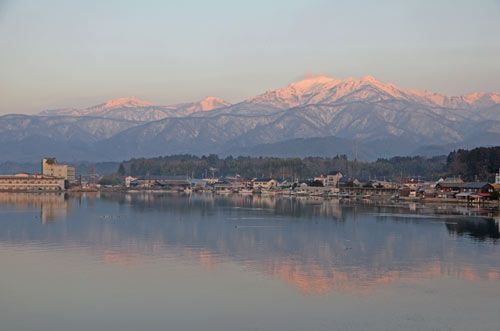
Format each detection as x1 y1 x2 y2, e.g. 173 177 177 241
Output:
1 0 500 114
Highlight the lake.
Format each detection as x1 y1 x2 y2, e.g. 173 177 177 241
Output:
1 192 499 331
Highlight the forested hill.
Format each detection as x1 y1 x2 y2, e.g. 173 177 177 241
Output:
447 146 500 181
117 154 447 180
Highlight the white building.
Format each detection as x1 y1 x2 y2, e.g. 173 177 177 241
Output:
42 158 75 182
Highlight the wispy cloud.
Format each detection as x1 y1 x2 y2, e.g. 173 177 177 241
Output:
299 71 329 80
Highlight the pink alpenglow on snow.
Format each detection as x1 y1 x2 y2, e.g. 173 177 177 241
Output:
245 74 500 110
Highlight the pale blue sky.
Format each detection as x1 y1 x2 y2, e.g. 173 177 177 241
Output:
1 0 500 114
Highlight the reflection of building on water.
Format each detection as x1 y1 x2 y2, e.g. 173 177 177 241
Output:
0 192 73 223
447 218 500 241
118 192 345 219
494 216 500 233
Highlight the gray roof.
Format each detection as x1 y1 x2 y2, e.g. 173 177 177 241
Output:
136 175 189 181
436 182 463 188
461 182 491 189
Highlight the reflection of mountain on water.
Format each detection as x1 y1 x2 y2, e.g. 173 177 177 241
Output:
0 193 499 295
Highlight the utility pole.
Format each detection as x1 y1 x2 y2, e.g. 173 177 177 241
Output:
354 140 358 162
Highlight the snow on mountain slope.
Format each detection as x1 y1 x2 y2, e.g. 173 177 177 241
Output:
39 96 231 121
242 75 500 111
38 76 500 121
6 74 500 161
189 75 499 119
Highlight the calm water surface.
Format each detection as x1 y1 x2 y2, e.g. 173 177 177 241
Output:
1 192 499 331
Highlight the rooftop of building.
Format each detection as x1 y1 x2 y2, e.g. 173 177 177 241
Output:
0 173 62 179
253 178 277 182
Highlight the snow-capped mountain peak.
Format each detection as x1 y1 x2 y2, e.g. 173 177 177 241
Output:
243 74 500 110
198 97 231 111
38 96 231 121
98 96 154 109
13 74 500 162
245 75 402 109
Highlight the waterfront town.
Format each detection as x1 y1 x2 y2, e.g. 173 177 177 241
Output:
1 157 500 204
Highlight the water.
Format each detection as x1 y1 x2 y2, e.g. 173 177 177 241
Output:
1 192 499 331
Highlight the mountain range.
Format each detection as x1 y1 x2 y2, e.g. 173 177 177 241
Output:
1 75 499 162
39 96 231 121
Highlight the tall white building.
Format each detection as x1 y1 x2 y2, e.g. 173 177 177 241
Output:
42 158 76 182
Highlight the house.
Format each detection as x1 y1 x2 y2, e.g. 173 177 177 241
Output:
277 178 296 189
460 182 493 194
398 186 410 197
370 180 397 189
189 178 207 190
214 183 233 193
398 180 420 190
252 178 278 190
435 182 463 193
125 176 137 188
222 176 251 190
455 191 490 202
491 183 500 192
313 176 328 186
437 177 463 184
326 171 343 187
203 177 219 185
132 175 191 189
339 177 361 187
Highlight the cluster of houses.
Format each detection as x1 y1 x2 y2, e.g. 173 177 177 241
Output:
123 170 500 203
3 157 500 204
124 171 345 195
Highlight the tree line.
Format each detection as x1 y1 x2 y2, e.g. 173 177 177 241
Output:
447 146 500 182
113 154 448 181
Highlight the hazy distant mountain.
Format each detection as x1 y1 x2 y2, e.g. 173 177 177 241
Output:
0 115 140 162
2 75 500 162
222 136 376 160
411 122 500 157
39 96 231 121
